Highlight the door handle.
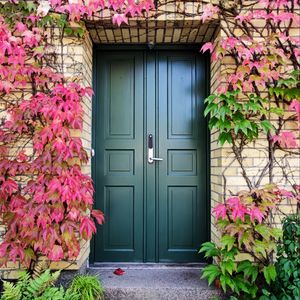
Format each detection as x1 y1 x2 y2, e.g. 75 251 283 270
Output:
148 134 163 164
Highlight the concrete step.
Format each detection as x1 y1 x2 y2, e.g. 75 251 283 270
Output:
88 264 223 300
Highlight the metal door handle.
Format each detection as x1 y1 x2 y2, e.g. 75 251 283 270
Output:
152 157 163 161
148 134 163 164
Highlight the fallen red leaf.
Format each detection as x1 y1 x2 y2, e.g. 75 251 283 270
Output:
113 268 125 276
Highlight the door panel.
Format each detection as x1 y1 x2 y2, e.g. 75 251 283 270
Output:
93 52 144 262
93 50 208 263
157 52 208 262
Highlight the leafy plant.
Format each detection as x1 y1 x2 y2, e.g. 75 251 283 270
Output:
265 215 300 300
200 0 300 199
0 269 80 300
68 275 104 300
0 1 106 271
200 185 290 299
204 90 271 145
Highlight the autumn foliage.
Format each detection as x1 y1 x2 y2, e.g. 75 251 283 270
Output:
0 0 153 270
199 0 299 297
201 0 299 191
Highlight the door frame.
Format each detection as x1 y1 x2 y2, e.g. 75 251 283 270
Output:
90 44 211 265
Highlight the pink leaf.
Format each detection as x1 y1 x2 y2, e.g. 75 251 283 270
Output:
226 197 241 207
83 87 94 97
200 4 219 23
80 217 96 240
279 189 293 198
231 205 248 222
289 99 300 122
92 209 105 225
272 131 299 149
248 206 264 223
15 22 27 33
112 14 128 26
212 204 227 220
200 42 214 54
48 245 64 261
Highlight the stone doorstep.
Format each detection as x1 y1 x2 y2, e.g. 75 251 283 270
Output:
88 264 224 300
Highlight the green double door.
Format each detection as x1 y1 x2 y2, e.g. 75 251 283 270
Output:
92 49 208 263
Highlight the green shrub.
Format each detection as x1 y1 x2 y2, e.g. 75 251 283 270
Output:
0 269 79 300
200 186 284 299
264 215 300 300
68 274 104 300
1 270 104 300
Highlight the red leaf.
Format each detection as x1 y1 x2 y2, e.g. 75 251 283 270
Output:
113 268 125 276
92 209 105 225
79 217 96 240
48 245 64 261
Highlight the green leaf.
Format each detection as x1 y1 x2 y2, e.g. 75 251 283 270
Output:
269 107 284 116
199 242 216 253
64 27 73 35
237 260 258 283
204 103 218 117
216 218 230 229
263 265 277 285
26 2 36 12
220 274 235 293
220 260 235 275
204 94 217 104
222 247 238 260
218 132 232 145
199 242 219 257
270 227 282 239
208 117 218 130
234 275 250 294
260 120 274 133
218 119 232 131
219 106 232 121
220 235 235 251
201 265 221 286
75 27 85 37
255 224 271 240
254 240 268 258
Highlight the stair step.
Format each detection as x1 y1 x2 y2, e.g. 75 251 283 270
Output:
88 265 222 300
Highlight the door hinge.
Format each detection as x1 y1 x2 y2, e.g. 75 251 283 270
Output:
91 148 95 157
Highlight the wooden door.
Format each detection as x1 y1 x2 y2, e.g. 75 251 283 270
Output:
92 49 208 263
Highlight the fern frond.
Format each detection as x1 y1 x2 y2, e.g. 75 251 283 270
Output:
23 269 60 298
32 260 50 279
34 286 80 300
1 281 22 300
35 286 65 300
15 270 31 296
1 269 71 300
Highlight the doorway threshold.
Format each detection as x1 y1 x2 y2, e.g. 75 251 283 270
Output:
89 262 206 269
